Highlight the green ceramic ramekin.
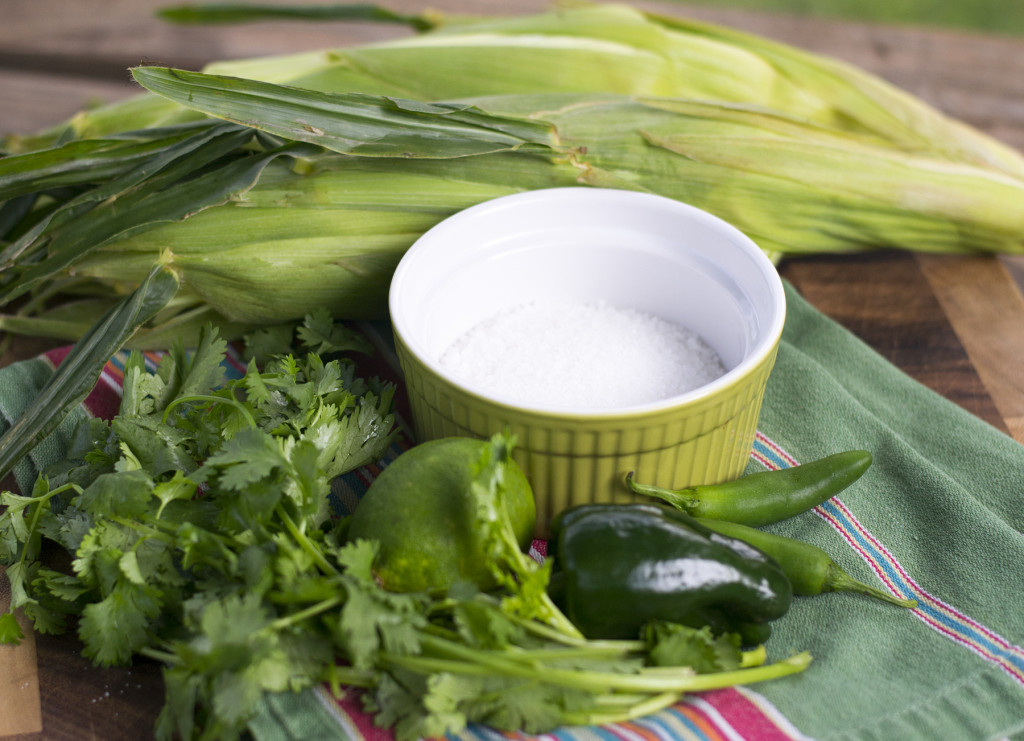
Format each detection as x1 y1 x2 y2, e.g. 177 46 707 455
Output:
388 188 786 535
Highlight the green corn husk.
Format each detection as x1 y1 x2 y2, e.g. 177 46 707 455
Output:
7 4 1023 179
3 5 1024 347
4 74 1020 346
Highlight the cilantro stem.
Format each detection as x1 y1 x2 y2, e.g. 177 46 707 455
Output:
161 393 257 428
270 595 344 631
504 635 765 671
106 514 174 543
742 644 767 668
586 691 675 708
507 609 628 648
492 534 581 639
402 635 811 694
140 646 181 665
275 505 338 576
559 691 681 726
520 591 582 640
18 482 82 564
503 644 642 662
325 662 375 693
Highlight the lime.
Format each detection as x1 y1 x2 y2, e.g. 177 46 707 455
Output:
346 436 536 592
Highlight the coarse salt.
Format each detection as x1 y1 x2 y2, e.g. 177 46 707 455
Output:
438 300 726 409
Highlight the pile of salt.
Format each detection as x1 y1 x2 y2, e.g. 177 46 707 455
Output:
438 300 726 409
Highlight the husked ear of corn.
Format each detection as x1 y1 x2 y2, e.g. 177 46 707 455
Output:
2 5 1024 347
8 4 1022 178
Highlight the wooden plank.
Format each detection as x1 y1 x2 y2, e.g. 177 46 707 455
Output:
0 569 43 737
32 631 164 741
0 70 138 138
917 253 1024 442
0 0 507 79
778 251 1010 435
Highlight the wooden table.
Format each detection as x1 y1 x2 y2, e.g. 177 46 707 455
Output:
3 1 1024 738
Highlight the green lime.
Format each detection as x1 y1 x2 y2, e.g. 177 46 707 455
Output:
346 436 536 592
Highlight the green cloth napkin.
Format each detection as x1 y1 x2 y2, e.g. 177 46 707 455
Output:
746 282 1024 739
2 281 1022 740
0 353 89 495
248 282 1024 741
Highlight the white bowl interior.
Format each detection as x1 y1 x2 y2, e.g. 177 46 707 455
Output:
390 188 784 413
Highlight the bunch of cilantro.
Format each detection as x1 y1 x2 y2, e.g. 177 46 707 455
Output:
0 312 810 740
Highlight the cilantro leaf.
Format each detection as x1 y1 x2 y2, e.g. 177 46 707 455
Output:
320 392 397 478
4 560 34 611
75 469 154 520
643 621 743 672
33 568 89 603
156 666 202 741
53 506 93 552
467 433 579 637
0 490 34 561
111 415 197 477
120 351 164 418
332 541 427 670
201 427 285 491
154 326 228 411
0 611 25 644
332 538 378 583
23 595 70 635
297 307 372 356
242 358 273 407
451 595 526 650
242 323 299 366
456 675 591 734
79 580 162 665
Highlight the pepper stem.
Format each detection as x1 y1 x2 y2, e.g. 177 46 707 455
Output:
824 564 917 608
624 472 699 513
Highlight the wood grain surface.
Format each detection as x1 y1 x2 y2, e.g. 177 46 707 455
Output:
3 1 1024 739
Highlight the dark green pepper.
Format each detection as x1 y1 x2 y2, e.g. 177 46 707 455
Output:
547 503 793 643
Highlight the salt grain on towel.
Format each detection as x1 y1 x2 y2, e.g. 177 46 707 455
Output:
439 300 726 409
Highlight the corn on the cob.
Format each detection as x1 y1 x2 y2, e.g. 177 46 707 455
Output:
5 83 1012 346
9 4 1022 178
3 4 1024 347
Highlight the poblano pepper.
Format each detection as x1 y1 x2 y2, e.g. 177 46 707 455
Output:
547 503 793 643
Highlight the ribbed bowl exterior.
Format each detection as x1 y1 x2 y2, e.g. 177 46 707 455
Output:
394 328 779 537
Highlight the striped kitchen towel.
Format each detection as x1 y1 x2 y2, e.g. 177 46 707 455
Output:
254 283 1024 741
2 280 1022 740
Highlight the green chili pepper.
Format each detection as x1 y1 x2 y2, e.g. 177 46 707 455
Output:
694 517 917 609
547 503 793 642
625 450 872 527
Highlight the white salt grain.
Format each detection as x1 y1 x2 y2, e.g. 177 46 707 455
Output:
439 300 726 409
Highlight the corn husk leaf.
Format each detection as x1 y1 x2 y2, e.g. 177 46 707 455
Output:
130 66 562 158
156 2 432 29
0 123 216 202
0 123 308 304
645 10 1024 177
